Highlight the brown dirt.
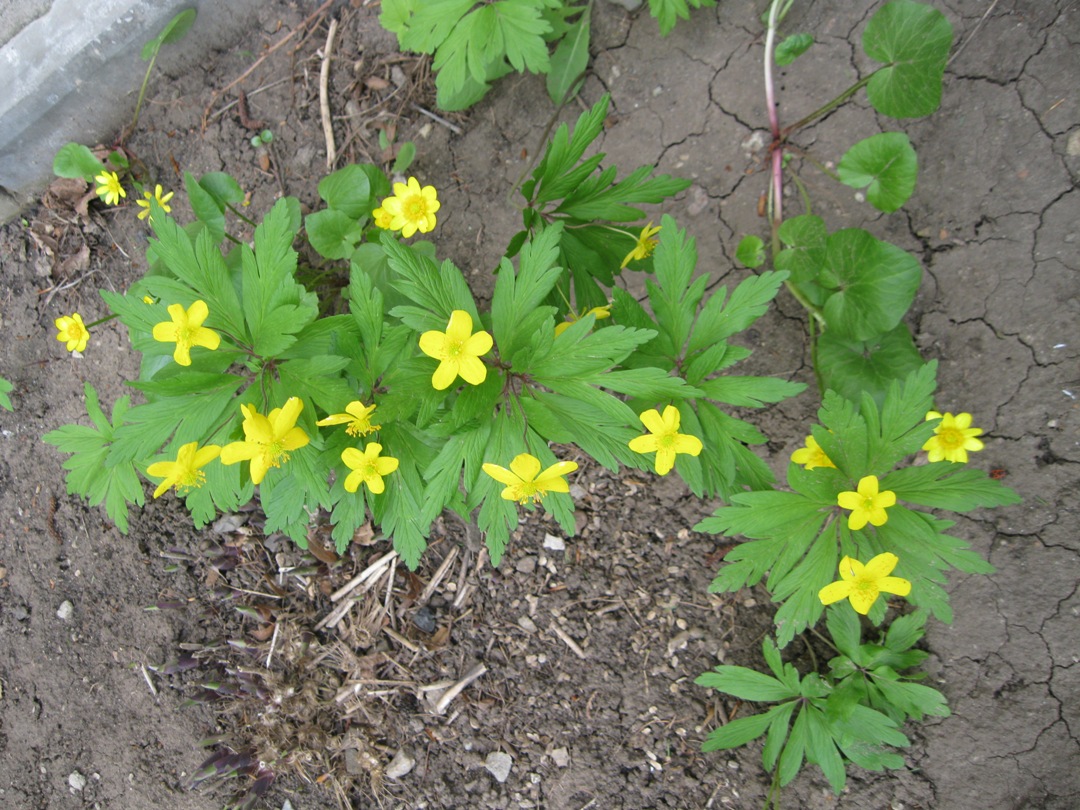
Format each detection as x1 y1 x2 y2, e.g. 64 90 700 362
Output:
1 1 1078 809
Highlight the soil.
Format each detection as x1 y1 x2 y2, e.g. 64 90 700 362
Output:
2 1 1078 809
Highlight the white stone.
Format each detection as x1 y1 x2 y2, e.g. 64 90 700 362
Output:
543 534 565 551
56 600 73 621
385 749 416 780
67 771 86 791
550 747 570 768
485 751 513 783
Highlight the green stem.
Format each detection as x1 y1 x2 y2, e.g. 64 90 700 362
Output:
780 72 877 141
129 50 158 140
86 313 121 329
226 202 257 228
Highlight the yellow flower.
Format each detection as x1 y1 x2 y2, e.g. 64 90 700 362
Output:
418 309 493 390
628 405 703 475
94 171 126 206
220 397 310 485
142 295 156 305
135 184 174 221
791 435 836 470
837 475 896 531
152 300 221 366
621 221 661 268
819 553 912 615
146 441 221 498
317 401 381 437
379 176 440 238
342 442 399 494
371 206 394 229
482 453 578 505
554 303 612 337
923 410 984 463
54 313 90 352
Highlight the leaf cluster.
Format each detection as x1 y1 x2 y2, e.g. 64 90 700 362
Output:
695 608 946 794
697 363 1020 647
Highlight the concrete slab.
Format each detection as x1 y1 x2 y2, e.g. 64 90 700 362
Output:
0 0 263 223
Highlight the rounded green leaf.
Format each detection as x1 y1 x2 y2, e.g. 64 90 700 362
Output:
838 133 917 213
817 323 924 407
305 209 365 260
863 0 952 118
819 229 921 341
317 165 373 219
198 172 245 209
774 215 828 307
735 235 766 268
53 143 105 181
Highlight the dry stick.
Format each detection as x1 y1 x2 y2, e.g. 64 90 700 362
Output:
433 663 488 715
200 0 336 131
417 546 459 607
320 17 339 170
948 0 1000 66
331 549 398 602
549 623 587 660
410 103 463 135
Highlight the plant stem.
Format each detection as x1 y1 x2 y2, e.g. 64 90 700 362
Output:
780 72 876 140
129 51 159 141
226 202 257 228
764 0 783 227
86 313 121 329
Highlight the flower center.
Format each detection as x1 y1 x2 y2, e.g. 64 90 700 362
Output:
514 481 541 504
938 427 964 449
446 339 463 358
267 441 288 468
862 496 876 511
178 469 206 494
853 575 878 598
659 431 677 449
404 196 427 220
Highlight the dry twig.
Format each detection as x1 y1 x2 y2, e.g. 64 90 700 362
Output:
433 663 488 715
320 18 339 170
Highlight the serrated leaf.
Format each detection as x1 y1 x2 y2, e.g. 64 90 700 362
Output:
700 376 805 408
819 229 921 341
863 0 952 118
826 604 863 659
804 707 847 793
838 133 917 213
775 33 814 66
698 708 779 752
53 143 105 181
647 0 717 37
695 666 797 703
882 463 1021 511
491 224 563 360
735 235 766 268
184 171 225 243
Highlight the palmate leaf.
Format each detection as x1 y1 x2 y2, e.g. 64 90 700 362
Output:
372 422 435 568
491 224 563 361
382 235 480 324
863 0 952 118
242 198 319 357
883 462 1021 512
838 132 918 213
43 383 145 533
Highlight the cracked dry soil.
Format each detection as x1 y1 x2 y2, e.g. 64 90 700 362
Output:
1 1 1078 808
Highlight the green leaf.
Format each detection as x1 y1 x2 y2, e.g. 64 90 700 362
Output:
317 164 383 218
699 707 781 752
870 673 949 721
826 604 863 659
775 33 814 66
735 235 766 268
647 0 717 37
53 143 105 181
42 383 145 533
838 133 918 213
382 235 479 322
817 323 924 408
197 172 245 210
0 376 12 411
491 224 562 361
775 215 828 307
184 171 226 243
804 707 847 793
689 270 786 352
141 8 197 60
777 706 808 785
700 376 805 408
392 142 417 175
819 229 921 341
305 209 366 260
863 0 952 118
882 463 1021 511
546 4 590 105
695 666 797 703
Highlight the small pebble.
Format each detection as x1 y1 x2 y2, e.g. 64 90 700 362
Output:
385 748 416 780
67 771 86 791
550 747 570 768
485 751 513 783
515 556 537 575
517 615 538 634
56 601 74 621
543 534 565 552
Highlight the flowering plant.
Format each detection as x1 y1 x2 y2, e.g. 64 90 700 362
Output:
44 135 801 568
